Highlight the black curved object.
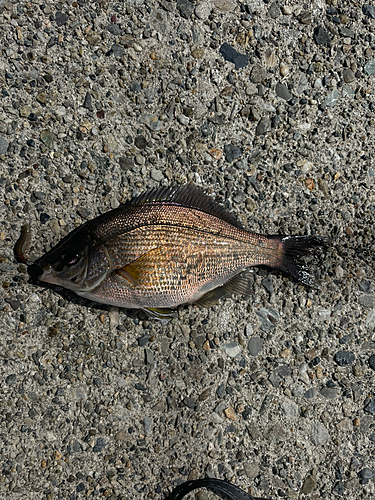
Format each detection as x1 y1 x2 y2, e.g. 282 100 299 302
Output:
165 478 268 500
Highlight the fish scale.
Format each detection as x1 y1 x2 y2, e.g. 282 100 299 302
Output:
25 184 328 319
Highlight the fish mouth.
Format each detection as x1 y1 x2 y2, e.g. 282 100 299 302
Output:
38 266 61 285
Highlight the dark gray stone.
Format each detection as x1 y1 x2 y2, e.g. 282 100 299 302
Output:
224 144 242 162
269 365 292 388
343 68 355 83
93 437 107 453
177 0 194 19
6 374 17 384
334 350 355 366
83 93 92 109
369 354 375 371
119 157 134 170
364 398 375 415
304 388 316 399
332 481 344 495
135 135 147 149
107 24 121 35
248 337 263 356
358 468 375 480
358 294 374 308
320 387 338 399
93 377 102 388
255 117 271 136
184 397 196 409
0 136 9 155
219 43 249 70
268 2 281 19
111 44 124 57
250 65 265 84
55 12 68 27
359 280 372 293
261 276 274 294
275 82 292 101
363 5 375 19
313 26 331 45
137 335 151 347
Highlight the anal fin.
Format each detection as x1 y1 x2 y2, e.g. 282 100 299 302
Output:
195 270 254 308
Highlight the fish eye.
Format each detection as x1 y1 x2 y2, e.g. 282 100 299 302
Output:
62 252 81 266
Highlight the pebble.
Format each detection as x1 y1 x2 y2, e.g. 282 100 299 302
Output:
177 113 189 126
310 422 330 445
221 341 241 358
369 354 375 371
0 136 9 155
55 105 66 116
135 135 147 149
358 294 374 309
55 12 68 27
150 168 164 182
111 44 124 57
250 65 265 84
268 2 281 19
358 468 375 480
40 130 55 149
366 308 375 329
325 89 339 107
93 438 106 453
255 117 271 136
195 1 211 20
256 306 279 331
299 11 312 25
313 26 331 45
301 475 317 494
342 68 355 83
83 93 92 109
140 114 163 132
213 0 235 12
224 406 237 420
224 144 242 162
275 82 292 101
362 5 375 19
304 388 316 399
364 60 375 76
320 387 338 399
177 0 194 19
364 398 375 416
119 156 134 170
334 350 355 366
247 337 263 356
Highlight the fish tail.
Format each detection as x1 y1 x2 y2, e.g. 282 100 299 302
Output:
273 235 329 287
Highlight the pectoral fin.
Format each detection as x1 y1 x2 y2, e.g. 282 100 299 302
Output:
116 247 162 287
195 271 254 308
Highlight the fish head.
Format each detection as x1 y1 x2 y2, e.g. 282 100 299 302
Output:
37 226 111 293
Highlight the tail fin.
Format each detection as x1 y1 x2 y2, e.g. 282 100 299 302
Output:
276 235 329 287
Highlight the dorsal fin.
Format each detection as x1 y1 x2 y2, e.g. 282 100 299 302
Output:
129 184 243 229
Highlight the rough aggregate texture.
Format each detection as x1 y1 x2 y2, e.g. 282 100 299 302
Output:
0 0 375 499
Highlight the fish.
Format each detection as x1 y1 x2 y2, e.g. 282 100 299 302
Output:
15 184 328 320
